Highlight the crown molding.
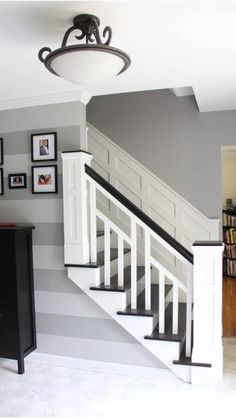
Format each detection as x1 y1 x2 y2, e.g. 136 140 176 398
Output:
170 87 194 97
0 90 92 111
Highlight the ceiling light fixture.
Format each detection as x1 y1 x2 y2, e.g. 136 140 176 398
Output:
38 14 131 86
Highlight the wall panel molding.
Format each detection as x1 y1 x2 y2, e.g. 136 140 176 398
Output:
88 123 220 268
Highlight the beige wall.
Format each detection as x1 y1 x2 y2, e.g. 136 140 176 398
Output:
221 151 236 208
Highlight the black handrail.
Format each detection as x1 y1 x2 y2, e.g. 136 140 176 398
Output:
85 164 193 264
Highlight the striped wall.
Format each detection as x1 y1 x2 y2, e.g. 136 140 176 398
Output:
0 103 164 369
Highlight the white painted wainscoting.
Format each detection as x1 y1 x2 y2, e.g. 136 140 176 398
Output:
87 123 220 277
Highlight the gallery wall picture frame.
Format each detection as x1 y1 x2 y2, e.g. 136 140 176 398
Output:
31 132 57 162
0 168 4 195
8 173 27 189
32 165 58 194
0 138 3 165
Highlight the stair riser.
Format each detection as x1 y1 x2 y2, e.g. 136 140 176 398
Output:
144 338 180 361
116 315 154 339
68 267 100 291
88 290 127 313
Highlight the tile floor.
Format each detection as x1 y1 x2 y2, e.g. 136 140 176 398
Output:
0 340 235 418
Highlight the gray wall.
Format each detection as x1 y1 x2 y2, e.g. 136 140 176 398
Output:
87 89 236 219
0 102 164 369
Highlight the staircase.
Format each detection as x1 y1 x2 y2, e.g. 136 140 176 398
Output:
62 150 224 385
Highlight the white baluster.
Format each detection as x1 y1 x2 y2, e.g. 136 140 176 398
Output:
159 270 165 333
89 181 97 263
172 284 179 334
131 218 137 309
145 229 151 310
185 263 193 357
104 222 111 286
118 235 124 287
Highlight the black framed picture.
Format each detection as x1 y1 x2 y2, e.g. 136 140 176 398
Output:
31 132 57 162
0 138 3 165
8 173 27 189
32 165 58 194
0 168 4 195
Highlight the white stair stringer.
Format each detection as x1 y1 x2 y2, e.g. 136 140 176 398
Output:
67 266 191 383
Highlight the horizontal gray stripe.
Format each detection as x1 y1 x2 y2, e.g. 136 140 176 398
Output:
2 175 62 200
36 333 165 368
0 103 84 134
1 130 29 155
33 223 64 246
3 153 62 175
36 313 138 344
2 126 82 155
33 245 65 270
34 269 83 294
35 290 109 319
0 199 63 222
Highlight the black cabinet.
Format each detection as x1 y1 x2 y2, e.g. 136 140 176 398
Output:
0 225 36 373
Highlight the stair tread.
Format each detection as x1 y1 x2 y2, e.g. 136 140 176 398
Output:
173 358 211 368
172 321 212 367
173 337 211 367
117 284 172 317
90 266 145 292
144 302 186 342
65 248 130 268
96 230 112 237
96 230 105 237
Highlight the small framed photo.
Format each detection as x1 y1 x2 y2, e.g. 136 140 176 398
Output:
31 132 57 162
8 173 27 189
0 138 3 165
32 165 58 194
0 168 4 195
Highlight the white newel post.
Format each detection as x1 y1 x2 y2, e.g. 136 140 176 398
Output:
191 241 224 385
62 151 93 264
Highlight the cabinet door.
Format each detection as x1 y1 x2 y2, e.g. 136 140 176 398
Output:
15 231 36 353
0 304 18 357
0 234 18 357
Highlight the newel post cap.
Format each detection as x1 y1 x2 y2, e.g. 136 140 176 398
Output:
61 149 92 160
192 241 224 254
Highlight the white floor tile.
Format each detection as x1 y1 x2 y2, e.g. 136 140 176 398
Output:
0 342 235 418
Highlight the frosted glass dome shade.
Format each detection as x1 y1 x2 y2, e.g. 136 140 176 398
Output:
48 48 127 85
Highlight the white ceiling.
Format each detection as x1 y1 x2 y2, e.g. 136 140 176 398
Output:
1 1 236 112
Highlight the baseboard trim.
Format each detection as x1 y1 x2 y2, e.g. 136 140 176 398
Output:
28 352 175 381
